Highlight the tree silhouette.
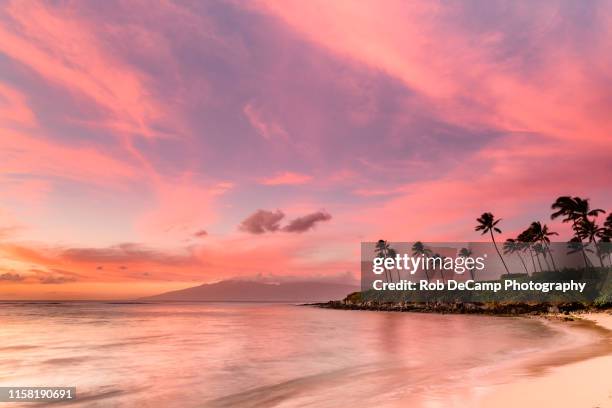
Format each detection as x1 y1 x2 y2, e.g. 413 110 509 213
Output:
529 222 558 272
458 247 476 280
411 241 431 283
551 196 605 268
503 239 530 275
574 218 607 267
375 240 391 283
517 229 539 273
387 247 400 282
475 212 510 276
604 213 612 238
432 253 445 283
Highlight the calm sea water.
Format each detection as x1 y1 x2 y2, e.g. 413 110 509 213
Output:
0 302 580 407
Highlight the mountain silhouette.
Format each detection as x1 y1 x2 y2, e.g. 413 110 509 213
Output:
140 280 359 302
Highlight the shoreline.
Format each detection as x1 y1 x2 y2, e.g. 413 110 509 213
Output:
470 312 612 408
384 311 612 408
313 297 611 316
312 300 612 407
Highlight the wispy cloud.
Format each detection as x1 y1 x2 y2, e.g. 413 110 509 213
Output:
0 0 611 298
260 172 312 186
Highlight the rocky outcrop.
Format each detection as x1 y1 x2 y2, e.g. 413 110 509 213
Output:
314 299 595 315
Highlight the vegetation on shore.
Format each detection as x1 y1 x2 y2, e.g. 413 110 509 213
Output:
335 196 612 315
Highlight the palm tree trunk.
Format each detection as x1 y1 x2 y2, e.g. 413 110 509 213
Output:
419 265 430 283
572 220 591 270
544 243 558 272
594 243 605 268
535 252 544 272
490 231 510 276
516 252 529 275
541 252 551 271
528 248 537 273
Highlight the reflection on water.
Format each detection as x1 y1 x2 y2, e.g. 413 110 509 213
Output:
0 303 577 407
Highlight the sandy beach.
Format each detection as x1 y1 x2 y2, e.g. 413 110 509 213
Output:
472 312 612 408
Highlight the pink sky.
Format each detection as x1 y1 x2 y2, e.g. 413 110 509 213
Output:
0 1 611 299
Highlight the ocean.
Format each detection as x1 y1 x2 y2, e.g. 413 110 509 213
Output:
0 302 592 407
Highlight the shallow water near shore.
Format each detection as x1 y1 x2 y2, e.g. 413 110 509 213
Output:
0 302 607 407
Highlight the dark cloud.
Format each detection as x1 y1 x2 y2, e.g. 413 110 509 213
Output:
239 210 332 234
239 210 285 234
282 211 332 233
194 229 208 238
0 272 24 282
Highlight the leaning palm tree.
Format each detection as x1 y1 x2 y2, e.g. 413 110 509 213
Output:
411 241 432 283
604 214 612 265
529 222 559 272
458 247 476 280
375 239 391 282
574 218 607 267
432 253 445 283
605 213 612 230
503 239 530 275
551 196 605 268
567 238 594 267
517 229 539 273
533 243 550 271
387 247 400 282
475 212 510 276
551 196 605 224
596 237 612 267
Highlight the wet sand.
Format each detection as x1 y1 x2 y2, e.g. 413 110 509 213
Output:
470 313 612 408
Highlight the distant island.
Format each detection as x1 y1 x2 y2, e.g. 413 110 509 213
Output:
140 280 359 302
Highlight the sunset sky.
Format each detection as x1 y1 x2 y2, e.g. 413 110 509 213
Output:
1 1 611 299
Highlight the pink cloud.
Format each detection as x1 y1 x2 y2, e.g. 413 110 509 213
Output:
0 130 138 186
1 1 611 300
0 82 36 126
0 1 175 140
255 0 612 148
243 102 289 141
260 171 313 185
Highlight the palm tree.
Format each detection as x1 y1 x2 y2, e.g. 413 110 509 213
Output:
604 214 612 265
432 253 445 283
551 196 605 268
605 213 612 231
533 243 550 271
503 239 530 275
387 247 400 282
375 240 391 283
458 247 476 280
567 238 594 267
551 196 605 223
411 241 431 283
529 222 559 272
518 226 548 271
574 218 607 267
517 229 538 273
475 212 510 276
596 237 612 267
